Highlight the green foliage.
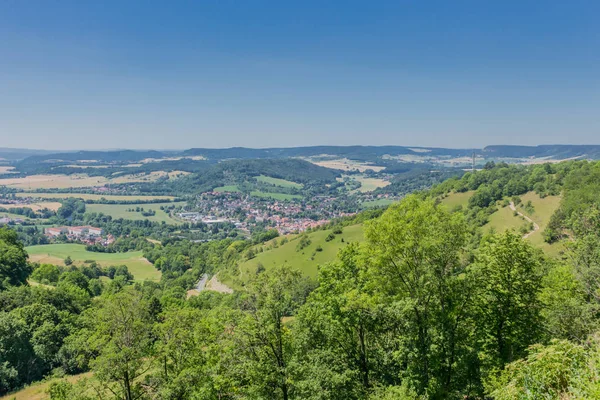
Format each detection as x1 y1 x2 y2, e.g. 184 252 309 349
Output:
0 227 30 290
472 231 545 384
489 337 600 399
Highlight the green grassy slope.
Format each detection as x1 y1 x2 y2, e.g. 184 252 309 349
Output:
26 244 161 281
256 175 303 188
237 224 364 281
440 190 475 209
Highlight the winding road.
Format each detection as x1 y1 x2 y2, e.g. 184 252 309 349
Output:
509 202 540 239
195 274 209 291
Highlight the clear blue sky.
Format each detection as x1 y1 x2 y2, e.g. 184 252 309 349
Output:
0 1 598 150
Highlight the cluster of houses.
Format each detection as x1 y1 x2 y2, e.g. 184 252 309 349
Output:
44 225 115 246
182 191 358 235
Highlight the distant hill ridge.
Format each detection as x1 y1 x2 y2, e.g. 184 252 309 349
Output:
5 144 600 163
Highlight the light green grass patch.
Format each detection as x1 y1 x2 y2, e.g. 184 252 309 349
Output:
440 190 475 210
213 185 240 192
26 243 161 281
0 372 93 400
250 191 302 201
361 199 395 209
85 202 184 224
485 205 528 234
256 175 303 188
238 224 364 281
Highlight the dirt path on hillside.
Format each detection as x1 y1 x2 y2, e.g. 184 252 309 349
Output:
509 202 540 239
206 274 234 293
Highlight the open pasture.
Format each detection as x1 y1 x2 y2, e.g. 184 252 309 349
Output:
85 202 184 224
307 157 386 172
256 175 303 188
0 171 188 190
0 201 62 211
26 243 161 281
238 224 364 281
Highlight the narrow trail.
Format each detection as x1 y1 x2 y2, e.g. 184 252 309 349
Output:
509 201 540 239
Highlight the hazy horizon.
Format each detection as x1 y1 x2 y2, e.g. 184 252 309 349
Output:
1 1 599 150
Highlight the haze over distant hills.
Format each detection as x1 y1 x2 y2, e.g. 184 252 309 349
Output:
3 144 600 164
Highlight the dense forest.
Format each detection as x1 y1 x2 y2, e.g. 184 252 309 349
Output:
2 161 600 399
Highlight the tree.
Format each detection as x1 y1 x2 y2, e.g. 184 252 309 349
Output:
294 243 386 399
0 227 30 290
87 289 154 400
364 195 475 397
64 256 73 266
236 265 306 400
473 231 544 382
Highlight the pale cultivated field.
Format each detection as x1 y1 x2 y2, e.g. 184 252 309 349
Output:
0 174 109 189
16 192 176 201
0 171 189 189
355 176 390 192
0 201 62 211
307 158 386 172
0 166 16 174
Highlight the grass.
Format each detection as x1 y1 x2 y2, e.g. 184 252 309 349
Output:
237 224 364 281
250 191 302 201
26 244 161 281
213 185 240 192
85 202 184 224
0 171 184 190
256 175 303 188
0 372 93 400
307 158 386 172
16 192 175 201
440 191 475 210
0 201 62 211
361 198 395 209
353 176 390 192
483 192 564 257
516 192 564 256
486 205 529 234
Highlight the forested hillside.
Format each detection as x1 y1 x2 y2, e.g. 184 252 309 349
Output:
2 161 600 399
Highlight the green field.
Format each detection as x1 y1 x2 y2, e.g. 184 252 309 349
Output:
256 175 303 188
440 190 474 210
25 244 161 281
250 191 302 201
483 192 564 257
16 192 175 201
238 224 364 281
485 205 528 234
0 372 93 400
213 185 240 192
85 202 184 224
361 198 395 209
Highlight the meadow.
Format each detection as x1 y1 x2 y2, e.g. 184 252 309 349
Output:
85 202 184 224
0 201 62 211
213 185 241 192
440 190 475 209
353 175 390 192
256 175 303 188
237 224 364 281
307 158 386 172
26 243 161 281
0 171 187 190
360 198 395 208
0 372 93 400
